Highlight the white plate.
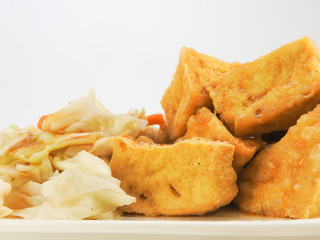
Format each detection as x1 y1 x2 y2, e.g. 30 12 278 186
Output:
0 206 319 240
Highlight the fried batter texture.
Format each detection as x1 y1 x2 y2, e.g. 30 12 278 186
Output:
109 137 237 216
161 47 239 141
209 37 320 137
235 105 320 219
179 107 264 173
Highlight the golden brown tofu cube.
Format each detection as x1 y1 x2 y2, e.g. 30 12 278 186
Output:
235 105 320 219
161 47 239 141
209 37 320 137
109 137 237 216
179 107 264 173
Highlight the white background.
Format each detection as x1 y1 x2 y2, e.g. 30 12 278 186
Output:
0 0 320 128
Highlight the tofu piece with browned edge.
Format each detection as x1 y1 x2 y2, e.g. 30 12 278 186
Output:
209 37 320 137
109 137 237 216
179 107 264 173
235 105 320 219
161 47 239 141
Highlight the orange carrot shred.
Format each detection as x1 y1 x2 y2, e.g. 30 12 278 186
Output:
37 115 48 130
146 113 166 126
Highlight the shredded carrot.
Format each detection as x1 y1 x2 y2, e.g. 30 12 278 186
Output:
37 115 48 130
146 113 166 127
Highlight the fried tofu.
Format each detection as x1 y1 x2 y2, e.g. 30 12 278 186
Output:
209 37 320 137
109 137 237 216
179 107 264 173
161 47 239 141
235 105 320 219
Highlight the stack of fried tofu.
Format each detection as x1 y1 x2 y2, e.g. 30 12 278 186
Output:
109 37 320 218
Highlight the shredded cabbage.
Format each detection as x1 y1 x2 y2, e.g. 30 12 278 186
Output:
0 90 142 219
0 179 12 218
13 151 135 220
42 89 147 137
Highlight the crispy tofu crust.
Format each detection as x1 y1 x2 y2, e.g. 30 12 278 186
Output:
161 47 239 141
109 137 237 216
209 37 320 137
235 105 320 219
179 107 264 173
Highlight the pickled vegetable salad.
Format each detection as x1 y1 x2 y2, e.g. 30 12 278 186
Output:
0 90 148 219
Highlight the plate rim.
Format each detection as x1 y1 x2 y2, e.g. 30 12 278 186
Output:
0 218 319 237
